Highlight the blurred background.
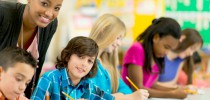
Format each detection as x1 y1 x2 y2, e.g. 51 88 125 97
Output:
4 0 210 87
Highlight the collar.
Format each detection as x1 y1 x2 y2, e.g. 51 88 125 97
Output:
59 68 90 91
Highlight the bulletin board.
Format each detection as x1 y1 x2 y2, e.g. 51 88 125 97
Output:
165 0 210 45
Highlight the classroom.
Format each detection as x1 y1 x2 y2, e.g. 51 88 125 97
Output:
0 0 210 100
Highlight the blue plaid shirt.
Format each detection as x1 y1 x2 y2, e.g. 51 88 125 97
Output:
31 68 115 100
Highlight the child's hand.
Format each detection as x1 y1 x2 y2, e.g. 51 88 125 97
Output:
184 84 197 90
182 84 198 95
172 87 188 99
131 89 149 100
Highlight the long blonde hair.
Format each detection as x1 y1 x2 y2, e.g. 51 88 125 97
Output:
89 14 126 93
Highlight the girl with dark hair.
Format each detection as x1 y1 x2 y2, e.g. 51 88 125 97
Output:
122 17 187 99
158 29 203 86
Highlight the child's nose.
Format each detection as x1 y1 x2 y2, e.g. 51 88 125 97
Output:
165 50 170 55
19 84 26 92
82 60 88 67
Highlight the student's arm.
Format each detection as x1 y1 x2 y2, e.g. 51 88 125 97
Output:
152 80 178 91
127 64 187 99
30 74 52 100
114 78 149 100
113 89 149 100
155 81 178 89
117 78 133 94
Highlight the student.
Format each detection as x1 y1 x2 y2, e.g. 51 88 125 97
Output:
122 17 188 99
178 51 202 86
89 14 149 100
0 47 37 100
158 29 203 86
0 0 64 97
31 36 115 100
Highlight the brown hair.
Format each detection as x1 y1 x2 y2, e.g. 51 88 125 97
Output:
175 29 203 84
56 36 99 78
0 47 37 70
173 29 203 53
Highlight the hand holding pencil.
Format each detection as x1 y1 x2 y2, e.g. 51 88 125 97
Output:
126 76 139 90
126 76 149 100
62 91 74 100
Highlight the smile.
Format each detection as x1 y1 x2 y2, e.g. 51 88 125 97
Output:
40 16 51 24
76 67 85 73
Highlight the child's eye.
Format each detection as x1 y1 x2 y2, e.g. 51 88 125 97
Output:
164 45 171 50
16 78 22 82
41 2 48 7
88 60 94 64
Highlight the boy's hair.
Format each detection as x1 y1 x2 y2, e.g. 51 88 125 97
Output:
0 47 37 70
136 17 181 73
56 36 99 79
173 28 203 53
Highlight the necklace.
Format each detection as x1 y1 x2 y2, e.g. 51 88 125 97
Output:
21 23 40 94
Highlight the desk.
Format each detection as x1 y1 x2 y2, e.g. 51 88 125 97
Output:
148 88 210 100
187 88 210 100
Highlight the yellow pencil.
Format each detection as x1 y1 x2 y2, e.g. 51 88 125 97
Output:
184 89 198 94
62 91 74 100
126 76 139 90
45 91 50 100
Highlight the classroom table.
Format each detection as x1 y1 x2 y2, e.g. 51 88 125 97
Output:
148 88 210 100
187 88 210 100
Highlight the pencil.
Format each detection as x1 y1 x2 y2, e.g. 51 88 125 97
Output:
45 91 50 100
62 91 74 100
126 76 139 90
184 89 198 94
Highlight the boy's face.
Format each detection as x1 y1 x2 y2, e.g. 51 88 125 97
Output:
67 54 95 81
0 62 34 100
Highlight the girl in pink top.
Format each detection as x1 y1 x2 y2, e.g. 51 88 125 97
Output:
122 17 188 99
